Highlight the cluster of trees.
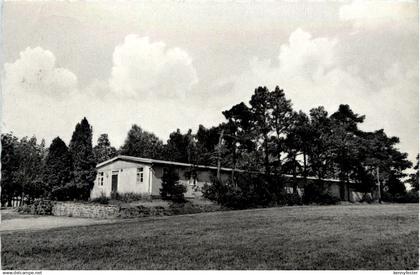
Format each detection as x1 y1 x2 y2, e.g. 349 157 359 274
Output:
2 86 417 205
119 86 416 199
1 118 98 205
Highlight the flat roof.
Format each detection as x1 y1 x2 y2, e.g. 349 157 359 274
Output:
96 155 343 183
96 155 237 172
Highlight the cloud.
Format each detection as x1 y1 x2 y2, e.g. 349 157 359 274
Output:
2 40 205 149
339 0 418 30
227 28 418 161
109 35 198 99
4 47 78 98
278 28 337 79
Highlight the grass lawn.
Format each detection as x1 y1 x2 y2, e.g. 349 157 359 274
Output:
1 203 418 270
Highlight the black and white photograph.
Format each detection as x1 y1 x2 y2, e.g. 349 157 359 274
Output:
0 0 419 271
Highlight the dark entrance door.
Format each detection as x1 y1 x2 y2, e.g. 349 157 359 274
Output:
111 174 118 198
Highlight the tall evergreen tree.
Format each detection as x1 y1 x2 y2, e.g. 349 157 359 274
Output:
164 129 196 163
249 87 272 174
195 124 221 166
160 167 186 203
222 102 254 171
93 134 117 163
69 117 97 200
329 105 366 198
43 137 73 200
407 155 419 192
283 111 311 192
268 86 294 173
306 106 335 180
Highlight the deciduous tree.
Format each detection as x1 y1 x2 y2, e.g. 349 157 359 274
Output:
1 133 20 206
120 124 164 159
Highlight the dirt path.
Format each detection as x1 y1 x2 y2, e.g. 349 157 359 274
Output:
0 209 117 233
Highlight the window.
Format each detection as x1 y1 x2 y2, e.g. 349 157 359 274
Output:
285 186 293 194
98 172 104 186
137 167 144 184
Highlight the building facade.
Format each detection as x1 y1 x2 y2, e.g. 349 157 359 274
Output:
91 155 370 201
91 155 232 199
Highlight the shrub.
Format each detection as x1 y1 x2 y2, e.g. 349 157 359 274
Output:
382 191 419 203
169 202 202 215
284 193 303 206
160 168 186 203
317 193 340 205
18 199 54 215
360 193 374 203
203 174 287 209
202 177 227 203
302 183 340 205
118 205 152 218
51 183 78 201
114 192 151 203
17 204 31 214
91 194 110 205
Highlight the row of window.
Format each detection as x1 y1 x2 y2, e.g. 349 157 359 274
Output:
97 167 144 186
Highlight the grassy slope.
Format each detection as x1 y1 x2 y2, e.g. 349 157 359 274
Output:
2 204 418 270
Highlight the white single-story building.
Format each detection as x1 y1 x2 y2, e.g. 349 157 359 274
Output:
91 155 371 201
91 155 233 199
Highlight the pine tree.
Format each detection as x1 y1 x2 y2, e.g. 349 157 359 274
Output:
43 137 73 200
160 168 186 203
164 129 196 163
69 117 97 200
93 134 117 163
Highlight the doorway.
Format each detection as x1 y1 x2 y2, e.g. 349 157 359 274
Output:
111 171 118 198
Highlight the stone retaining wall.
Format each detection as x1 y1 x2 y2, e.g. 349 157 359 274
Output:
52 202 119 219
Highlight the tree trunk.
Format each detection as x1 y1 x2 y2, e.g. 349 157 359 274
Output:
231 147 237 182
216 130 224 181
264 136 270 175
376 167 382 203
292 154 298 194
346 176 351 202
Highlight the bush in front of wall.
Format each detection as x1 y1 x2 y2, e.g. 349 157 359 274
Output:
90 193 110 205
203 173 288 209
114 192 151 203
382 191 419 203
160 168 186 203
17 199 54 215
283 193 303 206
302 183 340 205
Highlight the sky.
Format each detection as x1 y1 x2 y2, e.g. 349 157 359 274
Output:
2 0 419 164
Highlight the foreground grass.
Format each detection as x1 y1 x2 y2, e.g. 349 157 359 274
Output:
2 203 418 270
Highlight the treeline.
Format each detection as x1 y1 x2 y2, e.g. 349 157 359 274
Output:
1 86 418 205
1 118 97 206
118 86 417 200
